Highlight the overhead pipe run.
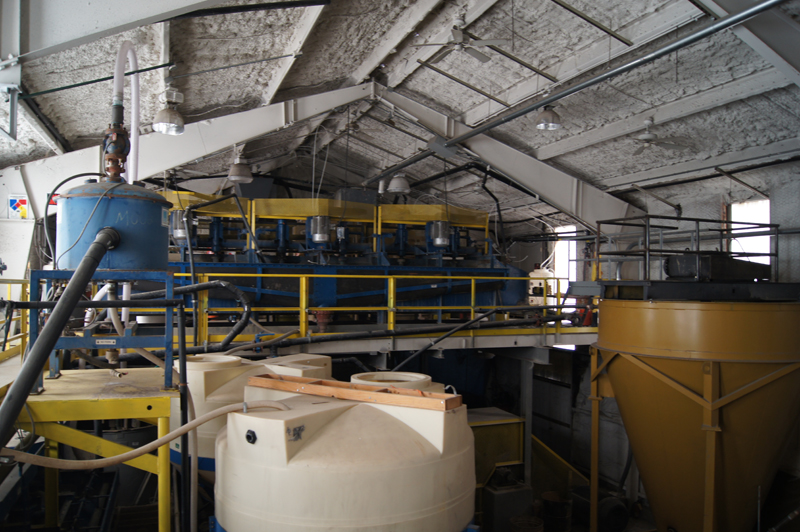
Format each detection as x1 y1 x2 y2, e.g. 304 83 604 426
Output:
0 227 120 448
166 1 331 21
364 0 790 187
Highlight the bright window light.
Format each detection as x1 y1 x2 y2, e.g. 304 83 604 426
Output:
731 200 770 265
553 225 577 350
554 225 577 287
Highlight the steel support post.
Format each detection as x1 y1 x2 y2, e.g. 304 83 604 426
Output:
521 358 534 486
44 438 58 527
590 347 601 532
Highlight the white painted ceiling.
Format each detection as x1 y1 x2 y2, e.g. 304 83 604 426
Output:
2 0 800 233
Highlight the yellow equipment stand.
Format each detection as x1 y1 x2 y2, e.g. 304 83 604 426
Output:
20 368 177 531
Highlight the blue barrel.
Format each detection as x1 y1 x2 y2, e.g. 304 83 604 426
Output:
55 180 172 270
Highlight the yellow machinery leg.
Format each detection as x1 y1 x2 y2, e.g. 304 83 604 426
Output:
703 362 720 532
158 417 171 532
44 438 59 528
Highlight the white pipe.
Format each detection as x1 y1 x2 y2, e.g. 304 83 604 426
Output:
83 284 111 326
1 400 289 469
112 41 140 183
121 282 132 333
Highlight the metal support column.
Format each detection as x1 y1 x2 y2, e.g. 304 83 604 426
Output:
521 358 534 486
44 438 58 527
589 347 601 532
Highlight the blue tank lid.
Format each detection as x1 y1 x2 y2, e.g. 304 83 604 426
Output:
61 181 172 206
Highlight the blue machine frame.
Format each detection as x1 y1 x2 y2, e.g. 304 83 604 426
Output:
28 270 176 388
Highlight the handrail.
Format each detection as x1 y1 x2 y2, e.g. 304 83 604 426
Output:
173 272 586 345
0 279 29 363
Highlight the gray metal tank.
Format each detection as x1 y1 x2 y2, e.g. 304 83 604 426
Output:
55 180 171 270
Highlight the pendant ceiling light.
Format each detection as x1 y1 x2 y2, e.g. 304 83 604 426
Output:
387 173 411 194
535 105 562 130
227 144 253 183
153 87 185 136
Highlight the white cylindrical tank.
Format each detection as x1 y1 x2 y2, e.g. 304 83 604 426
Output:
528 268 557 307
215 392 475 532
350 371 444 391
170 353 331 478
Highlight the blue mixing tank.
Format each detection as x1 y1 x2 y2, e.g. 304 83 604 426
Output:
55 180 172 270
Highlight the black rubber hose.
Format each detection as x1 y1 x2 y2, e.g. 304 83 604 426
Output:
270 310 570 349
182 212 199 347
177 306 189 532
14 299 182 309
333 357 372 373
117 315 571 361
393 306 504 372
130 280 251 349
181 194 237 347
481 172 506 255
0 227 120 448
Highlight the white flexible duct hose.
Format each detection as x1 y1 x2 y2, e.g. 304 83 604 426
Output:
83 284 111 326
112 41 140 184
2 400 289 469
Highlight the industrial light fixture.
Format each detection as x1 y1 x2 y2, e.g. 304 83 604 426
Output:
535 105 562 130
153 87 185 135
227 144 253 183
386 173 410 194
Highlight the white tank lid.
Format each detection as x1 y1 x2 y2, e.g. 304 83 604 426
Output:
350 371 433 390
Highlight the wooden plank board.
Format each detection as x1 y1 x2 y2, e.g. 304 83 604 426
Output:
247 374 462 411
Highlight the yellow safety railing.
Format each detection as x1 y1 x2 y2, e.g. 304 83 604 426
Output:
169 272 593 345
0 279 28 363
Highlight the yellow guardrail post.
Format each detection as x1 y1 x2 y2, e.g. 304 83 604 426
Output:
388 277 396 330
299 276 309 337
20 282 28 356
556 279 563 335
374 208 381 253
470 279 476 320
198 274 209 345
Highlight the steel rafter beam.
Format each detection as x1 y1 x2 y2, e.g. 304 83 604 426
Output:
269 0 444 176
603 136 800 191
382 90 642 229
349 0 444 85
696 0 800 87
535 67 791 160
2 0 222 62
261 5 326 104
462 0 701 126
0 82 376 220
385 0 501 88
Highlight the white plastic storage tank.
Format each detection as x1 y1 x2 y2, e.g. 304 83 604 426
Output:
170 353 331 478
350 371 444 391
214 383 475 531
